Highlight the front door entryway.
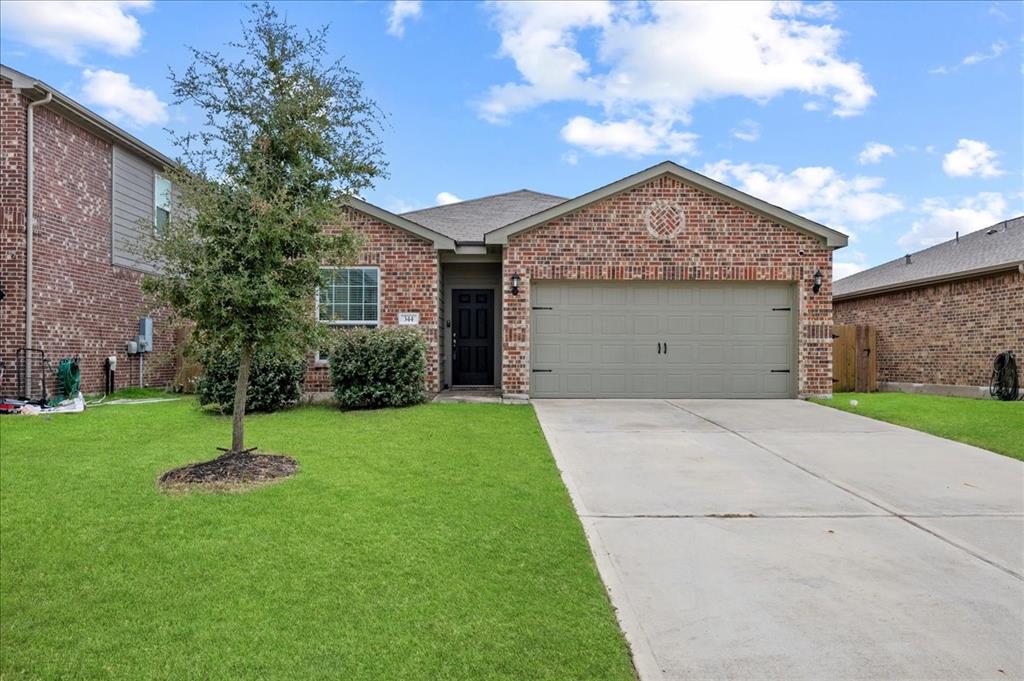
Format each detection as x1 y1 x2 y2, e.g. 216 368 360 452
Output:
452 289 494 386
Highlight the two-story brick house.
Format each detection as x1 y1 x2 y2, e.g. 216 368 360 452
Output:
1 65 178 396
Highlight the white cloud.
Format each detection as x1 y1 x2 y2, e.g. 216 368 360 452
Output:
435 192 462 206
930 41 1007 74
702 160 903 235
80 69 168 127
0 0 151 63
731 120 760 143
989 3 1010 21
898 192 1008 249
385 198 418 214
962 41 1007 65
562 150 580 165
798 1 839 20
857 142 894 165
386 0 422 38
561 116 698 157
480 1 874 156
942 139 1004 178
834 250 867 280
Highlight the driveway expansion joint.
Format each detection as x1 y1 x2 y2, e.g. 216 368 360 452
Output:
663 400 1024 582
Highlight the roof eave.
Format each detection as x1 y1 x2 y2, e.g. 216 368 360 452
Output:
834 261 1024 301
342 196 456 250
484 161 849 248
2 64 175 169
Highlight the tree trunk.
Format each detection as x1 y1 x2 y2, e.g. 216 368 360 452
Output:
231 344 253 453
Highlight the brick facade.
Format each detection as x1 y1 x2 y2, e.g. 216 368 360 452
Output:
0 77 175 396
304 206 441 394
834 270 1024 388
0 79 27 394
500 175 834 397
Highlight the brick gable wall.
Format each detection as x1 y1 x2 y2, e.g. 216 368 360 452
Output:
833 270 1024 387
305 206 440 394
0 79 175 396
501 174 835 397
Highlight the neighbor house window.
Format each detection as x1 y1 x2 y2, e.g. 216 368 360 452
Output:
318 266 380 326
154 174 172 232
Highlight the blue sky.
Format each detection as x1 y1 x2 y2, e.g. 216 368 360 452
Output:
2 0 1021 277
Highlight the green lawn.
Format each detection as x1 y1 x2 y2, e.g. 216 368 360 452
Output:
0 400 635 680
812 392 1024 461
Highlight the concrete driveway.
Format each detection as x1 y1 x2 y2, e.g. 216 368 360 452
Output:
533 399 1024 681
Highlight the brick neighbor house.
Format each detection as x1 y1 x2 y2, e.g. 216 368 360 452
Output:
3 64 850 400
834 217 1024 397
1 65 176 397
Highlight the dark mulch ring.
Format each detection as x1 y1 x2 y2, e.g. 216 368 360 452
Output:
159 450 298 493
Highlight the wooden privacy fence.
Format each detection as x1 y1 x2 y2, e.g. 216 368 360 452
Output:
832 324 877 392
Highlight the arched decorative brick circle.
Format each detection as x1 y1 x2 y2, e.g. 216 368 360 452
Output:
643 199 685 240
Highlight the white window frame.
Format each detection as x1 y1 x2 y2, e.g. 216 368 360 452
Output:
315 266 381 365
154 173 172 234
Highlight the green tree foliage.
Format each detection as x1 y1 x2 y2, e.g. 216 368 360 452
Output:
144 3 386 451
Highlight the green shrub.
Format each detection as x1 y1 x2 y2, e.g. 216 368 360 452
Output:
329 327 427 409
195 346 306 413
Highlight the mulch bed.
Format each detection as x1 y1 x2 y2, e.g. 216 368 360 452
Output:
159 450 298 493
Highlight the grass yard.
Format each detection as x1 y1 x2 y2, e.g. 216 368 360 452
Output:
812 392 1024 461
0 400 635 680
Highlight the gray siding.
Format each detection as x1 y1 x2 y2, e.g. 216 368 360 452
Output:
111 145 157 271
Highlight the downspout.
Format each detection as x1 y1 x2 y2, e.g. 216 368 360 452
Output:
25 87 52 395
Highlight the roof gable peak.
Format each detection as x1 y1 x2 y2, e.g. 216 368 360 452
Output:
484 161 848 248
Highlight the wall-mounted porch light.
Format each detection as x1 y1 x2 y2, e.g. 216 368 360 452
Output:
511 272 521 296
812 269 823 294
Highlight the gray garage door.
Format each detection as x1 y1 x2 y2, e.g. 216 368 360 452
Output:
530 281 796 398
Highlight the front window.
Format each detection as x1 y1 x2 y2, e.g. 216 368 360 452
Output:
154 175 172 232
318 267 380 326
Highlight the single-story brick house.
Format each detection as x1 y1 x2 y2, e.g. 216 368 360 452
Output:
305 163 848 400
834 217 1023 397
3 64 849 400
1 65 177 396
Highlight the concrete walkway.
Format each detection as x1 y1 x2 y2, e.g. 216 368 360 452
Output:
533 399 1024 681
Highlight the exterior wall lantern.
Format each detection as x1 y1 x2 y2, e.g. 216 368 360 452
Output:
511 272 521 296
812 269 823 294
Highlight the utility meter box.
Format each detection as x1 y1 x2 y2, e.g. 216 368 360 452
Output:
126 340 138 354
137 317 153 353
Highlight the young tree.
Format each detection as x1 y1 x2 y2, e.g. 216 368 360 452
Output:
145 3 386 453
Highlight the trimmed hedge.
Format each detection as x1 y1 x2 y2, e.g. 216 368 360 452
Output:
195 346 306 413
329 327 427 409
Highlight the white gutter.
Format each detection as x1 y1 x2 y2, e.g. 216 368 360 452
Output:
25 87 52 394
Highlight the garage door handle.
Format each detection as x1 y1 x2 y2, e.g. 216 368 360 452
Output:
770 369 791 373
532 369 552 373
664 342 668 355
657 342 662 354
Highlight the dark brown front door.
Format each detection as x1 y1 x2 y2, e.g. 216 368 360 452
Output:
452 289 494 386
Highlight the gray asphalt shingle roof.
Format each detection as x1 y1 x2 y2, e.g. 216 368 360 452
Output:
834 216 1024 299
400 190 567 243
